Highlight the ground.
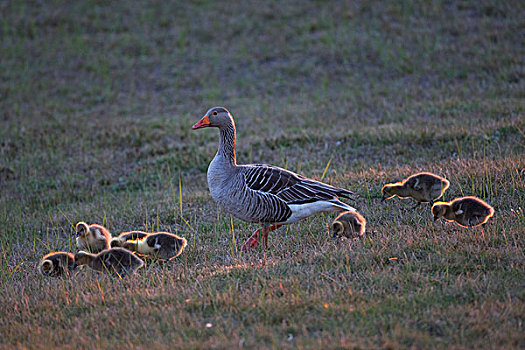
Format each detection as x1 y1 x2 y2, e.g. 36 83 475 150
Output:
0 1 524 348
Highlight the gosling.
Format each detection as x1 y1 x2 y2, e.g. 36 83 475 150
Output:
122 232 187 261
331 211 366 238
74 248 144 276
110 231 149 248
382 172 450 208
39 252 77 277
75 221 111 253
432 196 494 228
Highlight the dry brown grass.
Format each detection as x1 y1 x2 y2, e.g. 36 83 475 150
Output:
1 0 524 348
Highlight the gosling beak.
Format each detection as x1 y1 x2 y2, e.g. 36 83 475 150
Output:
433 216 439 222
381 196 386 202
75 231 82 237
332 232 338 238
192 115 210 129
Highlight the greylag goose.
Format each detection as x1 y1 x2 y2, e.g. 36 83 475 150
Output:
75 221 111 253
121 232 187 261
382 172 450 208
110 231 149 248
432 196 494 228
38 252 77 277
192 106 357 250
331 210 366 238
74 248 144 277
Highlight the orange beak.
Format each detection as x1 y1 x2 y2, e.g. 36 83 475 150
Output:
192 115 210 129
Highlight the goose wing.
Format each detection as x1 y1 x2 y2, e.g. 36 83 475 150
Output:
242 164 355 205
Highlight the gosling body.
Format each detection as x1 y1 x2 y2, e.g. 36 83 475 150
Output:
75 248 144 276
110 231 149 248
432 196 494 228
331 211 366 238
39 252 77 277
75 221 111 253
382 172 450 207
123 232 187 261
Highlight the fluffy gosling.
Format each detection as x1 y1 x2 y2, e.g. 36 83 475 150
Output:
122 232 187 261
110 231 149 248
382 172 450 208
75 221 111 253
331 211 366 238
74 248 144 276
39 252 77 277
432 196 494 228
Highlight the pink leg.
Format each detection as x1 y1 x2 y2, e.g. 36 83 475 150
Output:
242 227 264 251
243 224 282 251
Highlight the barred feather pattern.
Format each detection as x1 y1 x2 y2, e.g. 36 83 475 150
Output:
242 164 355 203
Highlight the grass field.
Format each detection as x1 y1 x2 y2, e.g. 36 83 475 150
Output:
1 0 524 348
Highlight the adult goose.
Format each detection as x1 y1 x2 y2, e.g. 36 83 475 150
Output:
192 106 357 250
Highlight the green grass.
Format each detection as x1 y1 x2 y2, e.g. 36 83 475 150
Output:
1 0 524 348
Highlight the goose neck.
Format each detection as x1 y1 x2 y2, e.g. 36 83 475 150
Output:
218 123 236 165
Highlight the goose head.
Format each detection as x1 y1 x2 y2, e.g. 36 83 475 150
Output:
192 106 233 129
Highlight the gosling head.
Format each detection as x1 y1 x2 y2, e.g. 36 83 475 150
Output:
74 222 111 252
331 211 366 238
74 251 94 266
122 240 139 252
39 260 54 276
381 183 401 201
431 202 449 221
331 221 344 238
110 237 123 248
75 221 90 238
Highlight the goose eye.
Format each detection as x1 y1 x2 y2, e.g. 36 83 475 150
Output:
212 111 218 116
